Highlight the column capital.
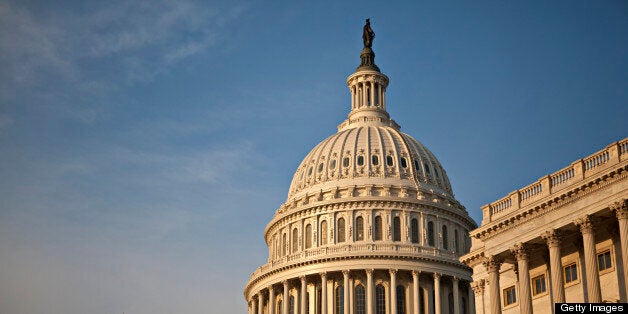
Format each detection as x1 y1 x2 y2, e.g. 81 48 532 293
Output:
541 229 562 247
452 276 459 282
282 280 288 286
470 279 485 294
319 271 327 277
574 215 594 234
389 268 398 276
611 199 628 219
411 270 420 277
433 272 441 280
510 242 529 261
365 269 374 275
482 255 503 272
300 275 306 282
342 269 350 276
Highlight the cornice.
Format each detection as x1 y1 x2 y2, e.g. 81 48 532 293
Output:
472 163 628 241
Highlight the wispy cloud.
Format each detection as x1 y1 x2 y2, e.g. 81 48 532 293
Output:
0 0 247 121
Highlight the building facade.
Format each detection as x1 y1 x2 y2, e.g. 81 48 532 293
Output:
244 23 477 314
461 138 628 314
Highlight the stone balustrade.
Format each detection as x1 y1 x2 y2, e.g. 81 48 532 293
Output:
482 138 628 223
249 242 459 280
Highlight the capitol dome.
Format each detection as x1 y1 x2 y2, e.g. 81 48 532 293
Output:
245 21 477 314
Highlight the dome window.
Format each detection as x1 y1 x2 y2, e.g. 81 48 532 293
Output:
330 159 336 170
414 159 420 170
386 155 394 166
435 167 440 178
400 157 408 168
318 163 324 173
308 166 313 176
343 157 350 168
424 162 430 174
371 155 379 165
357 155 364 166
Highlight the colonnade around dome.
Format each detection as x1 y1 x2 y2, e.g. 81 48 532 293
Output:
247 268 474 314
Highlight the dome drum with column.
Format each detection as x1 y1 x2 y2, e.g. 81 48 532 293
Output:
245 20 477 314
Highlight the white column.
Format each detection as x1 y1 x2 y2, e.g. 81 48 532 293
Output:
259 292 264 314
542 229 565 304
301 276 307 314
350 276 354 314
269 286 275 314
483 256 502 314
283 281 289 314
453 277 460 314
351 86 355 109
321 273 328 314
433 273 441 314
362 82 367 108
390 269 397 314
575 215 602 302
511 243 532 314
343 270 350 314
252 297 258 314
369 81 375 107
612 199 628 301
366 269 374 314
471 280 485 314
412 271 420 314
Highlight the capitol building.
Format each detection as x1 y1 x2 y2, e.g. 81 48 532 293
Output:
244 21 477 314
244 21 628 314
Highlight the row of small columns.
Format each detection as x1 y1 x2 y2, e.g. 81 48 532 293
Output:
350 80 386 110
248 269 473 314
474 199 628 314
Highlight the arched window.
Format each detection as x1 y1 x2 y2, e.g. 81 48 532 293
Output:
393 216 401 242
337 218 346 243
292 228 299 253
411 218 419 243
289 295 295 314
427 221 435 247
336 286 344 314
424 162 430 174
374 216 382 241
454 229 459 253
357 156 364 166
396 285 406 314
282 233 287 256
343 157 350 168
330 159 336 170
305 224 312 249
375 284 385 314
386 155 394 166
355 217 364 241
355 284 365 314
442 225 449 250
400 157 407 168
320 221 328 246
372 155 379 165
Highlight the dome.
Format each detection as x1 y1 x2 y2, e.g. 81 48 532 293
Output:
287 125 454 203
245 21 477 314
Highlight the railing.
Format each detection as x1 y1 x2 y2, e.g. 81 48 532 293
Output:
250 243 459 280
483 138 628 224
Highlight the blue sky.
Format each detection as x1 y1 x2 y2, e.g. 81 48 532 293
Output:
0 1 626 313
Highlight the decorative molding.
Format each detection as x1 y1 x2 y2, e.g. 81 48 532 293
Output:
541 229 562 247
510 243 528 261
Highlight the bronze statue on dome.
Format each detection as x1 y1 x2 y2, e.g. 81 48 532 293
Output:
363 18 375 48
